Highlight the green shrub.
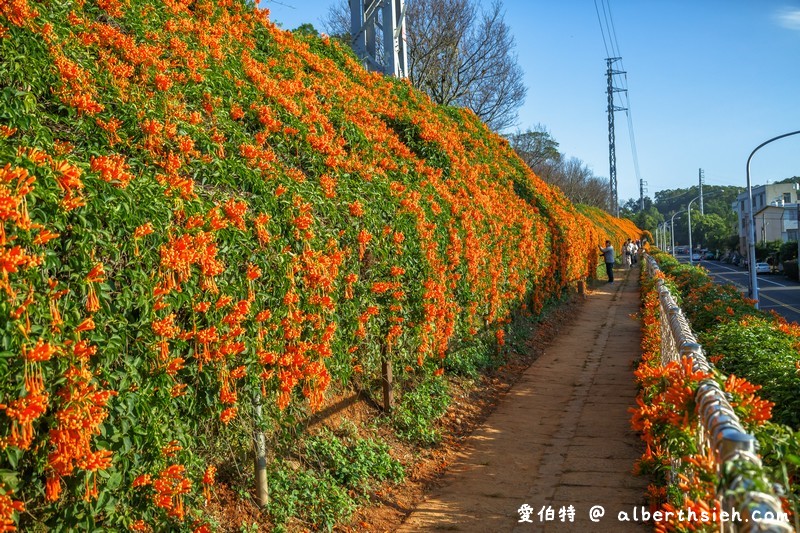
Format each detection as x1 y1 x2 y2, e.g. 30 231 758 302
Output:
303 430 404 494
700 318 800 428
444 337 496 378
391 376 450 445
267 462 356 532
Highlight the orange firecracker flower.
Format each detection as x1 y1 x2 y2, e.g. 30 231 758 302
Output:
133 222 154 239
75 317 95 333
349 200 364 217
219 407 237 424
202 464 216 503
33 228 60 245
90 154 134 188
246 263 262 280
152 464 192 521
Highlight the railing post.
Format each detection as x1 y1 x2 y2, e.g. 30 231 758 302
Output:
381 343 393 412
253 392 269 507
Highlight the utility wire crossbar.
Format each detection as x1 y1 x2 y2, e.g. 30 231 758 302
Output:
644 254 792 533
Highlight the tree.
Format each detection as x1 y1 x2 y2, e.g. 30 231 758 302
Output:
323 0 526 131
619 196 653 217
652 185 741 250
507 125 560 171
632 206 664 235
293 23 321 37
508 126 610 211
694 213 729 251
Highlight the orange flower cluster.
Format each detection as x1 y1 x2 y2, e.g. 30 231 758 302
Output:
723 374 773 425
0 368 47 450
46 366 116 502
152 464 192 521
90 154 135 188
0 0 37 27
159 230 224 288
0 0 643 528
51 48 104 115
201 464 216 504
0 164 33 240
0 487 25 532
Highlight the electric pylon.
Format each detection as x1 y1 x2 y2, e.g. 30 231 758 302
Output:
350 0 408 78
606 57 627 216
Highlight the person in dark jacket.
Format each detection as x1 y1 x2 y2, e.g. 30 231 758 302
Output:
599 240 615 283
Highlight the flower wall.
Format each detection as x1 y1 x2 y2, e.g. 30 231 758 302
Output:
0 0 640 529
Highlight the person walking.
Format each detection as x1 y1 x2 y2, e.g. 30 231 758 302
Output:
623 239 632 269
599 240 615 283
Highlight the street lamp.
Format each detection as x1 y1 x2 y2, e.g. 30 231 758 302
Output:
670 210 685 256
654 224 661 250
687 190 721 265
688 195 701 265
655 223 661 250
746 130 800 310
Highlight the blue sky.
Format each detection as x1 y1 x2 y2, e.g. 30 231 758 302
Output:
263 1 800 202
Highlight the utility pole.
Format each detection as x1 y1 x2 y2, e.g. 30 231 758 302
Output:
606 57 627 217
350 0 408 78
640 178 647 211
699 168 705 215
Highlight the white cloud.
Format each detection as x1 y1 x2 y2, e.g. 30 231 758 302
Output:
776 7 800 30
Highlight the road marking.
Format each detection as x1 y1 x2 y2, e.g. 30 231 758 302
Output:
756 277 787 287
681 259 800 318
759 292 800 316
708 262 743 274
703 262 787 286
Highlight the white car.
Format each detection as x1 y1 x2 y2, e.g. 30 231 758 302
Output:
755 262 771 274
691 253 702 261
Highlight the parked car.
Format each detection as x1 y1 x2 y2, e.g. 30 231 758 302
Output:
755 262 771 274
703 251 716 260
691 252 702 261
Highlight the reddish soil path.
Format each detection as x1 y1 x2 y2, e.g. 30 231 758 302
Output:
396 265 649 532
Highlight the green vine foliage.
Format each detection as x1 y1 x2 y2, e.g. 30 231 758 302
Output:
0 0 641 530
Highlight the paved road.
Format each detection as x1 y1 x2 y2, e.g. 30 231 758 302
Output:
677 255 800 324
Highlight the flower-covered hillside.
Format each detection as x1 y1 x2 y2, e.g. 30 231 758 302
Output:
0 0 640 530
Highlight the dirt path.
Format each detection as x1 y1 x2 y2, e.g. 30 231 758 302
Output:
396 265 649 532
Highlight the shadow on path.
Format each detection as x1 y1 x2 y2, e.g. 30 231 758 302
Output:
397 265 649 532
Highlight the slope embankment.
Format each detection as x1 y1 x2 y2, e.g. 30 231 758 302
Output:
0 1 641 529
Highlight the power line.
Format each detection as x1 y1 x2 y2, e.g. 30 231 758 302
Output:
602 0 622 59
594 0 645 213
625 106 643 208
593 0 610 57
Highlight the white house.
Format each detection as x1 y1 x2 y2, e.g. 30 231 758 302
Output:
734 182 799 253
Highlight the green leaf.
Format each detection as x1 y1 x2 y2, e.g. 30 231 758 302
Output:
0 469 19 491
785 453 800 466
105 472 123 491
4 448 22 470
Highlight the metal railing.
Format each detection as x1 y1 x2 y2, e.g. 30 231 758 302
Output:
644 254 793 533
